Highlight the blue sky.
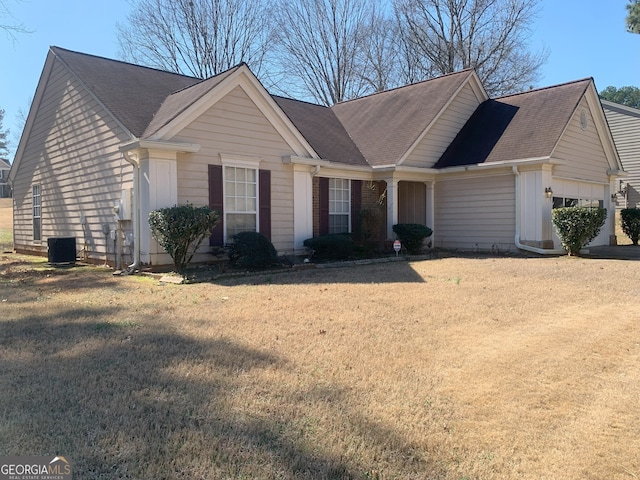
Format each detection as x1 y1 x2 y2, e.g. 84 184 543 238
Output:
1 0 639 159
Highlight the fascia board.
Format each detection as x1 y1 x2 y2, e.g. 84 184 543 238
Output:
151 66 320 159
119 139 201 153
397 71 488 167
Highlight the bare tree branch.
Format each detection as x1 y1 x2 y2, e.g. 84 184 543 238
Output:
117 0 273 78
272 0 378 105
395 0 548 95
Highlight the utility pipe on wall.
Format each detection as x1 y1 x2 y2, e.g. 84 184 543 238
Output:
122 151 140 270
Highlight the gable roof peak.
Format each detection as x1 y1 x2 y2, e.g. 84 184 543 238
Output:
495 77 593 101
50 45 201 81
334 68 476 107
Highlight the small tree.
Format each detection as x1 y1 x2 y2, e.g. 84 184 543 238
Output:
552 207 607 256
149 204 220 272
620 208 640 245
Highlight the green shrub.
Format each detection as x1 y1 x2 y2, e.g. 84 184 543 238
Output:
392 223 433 254
230 231 279 269
551 207 607 256
149 204 220 272
303 234 355 261
621 208 640 245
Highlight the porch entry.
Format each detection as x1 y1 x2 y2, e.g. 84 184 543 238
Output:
398 181 427 225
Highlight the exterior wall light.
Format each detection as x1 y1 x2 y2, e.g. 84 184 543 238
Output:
544 187 553 199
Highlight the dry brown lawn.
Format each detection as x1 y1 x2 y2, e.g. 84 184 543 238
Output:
0 253 638 479
0 198 12 247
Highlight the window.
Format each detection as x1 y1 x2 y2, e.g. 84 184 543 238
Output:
552 196 603 210
329 178 350 234
224 166 257 239
32 184 41 241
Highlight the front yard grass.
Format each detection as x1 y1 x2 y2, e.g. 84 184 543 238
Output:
1 253 638 479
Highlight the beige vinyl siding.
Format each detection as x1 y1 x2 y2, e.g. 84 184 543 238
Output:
12 58 133 261
403 83 481 168
434 174 516 250
174 86 297 253
552 98 610 184
603 104 640 208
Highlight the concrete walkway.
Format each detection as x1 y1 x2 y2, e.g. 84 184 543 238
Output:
583 245 640 260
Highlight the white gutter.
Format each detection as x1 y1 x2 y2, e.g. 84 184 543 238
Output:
512 166 565 255
121 151 140 270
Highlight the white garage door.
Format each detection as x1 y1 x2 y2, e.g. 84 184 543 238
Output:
551 179 610 248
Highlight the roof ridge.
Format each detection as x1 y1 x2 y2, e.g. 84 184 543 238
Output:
50 45 202 81
333 69 475 107
495 77 593 100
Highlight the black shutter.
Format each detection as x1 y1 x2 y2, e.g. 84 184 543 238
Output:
351 179 362 235
208 165 224 246
259 169 271 240
319 177 329 235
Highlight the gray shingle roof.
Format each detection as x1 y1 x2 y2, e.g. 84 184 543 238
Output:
273 96 367 166
52 46 201 138
331 70 475 166
435 79 592 168
51 47 590 171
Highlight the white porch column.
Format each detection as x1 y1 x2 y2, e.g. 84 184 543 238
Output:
293 164 314 252
138 149 178 264
385 178 399 239
425 181 435 245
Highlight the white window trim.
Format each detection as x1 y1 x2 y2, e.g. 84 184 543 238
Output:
220 154 262 243
32 184 41 243
328 178 351 234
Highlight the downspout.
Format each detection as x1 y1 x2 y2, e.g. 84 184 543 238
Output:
122 151 140 270
512 166 565 255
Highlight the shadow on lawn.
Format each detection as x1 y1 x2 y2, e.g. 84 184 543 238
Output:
1 307 445 478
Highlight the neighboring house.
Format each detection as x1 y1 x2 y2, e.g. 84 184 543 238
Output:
602 100 640 209
9 47 625 267
0 158 11 197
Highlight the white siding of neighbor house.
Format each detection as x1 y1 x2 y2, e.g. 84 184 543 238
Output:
12 58 133 262
434 173 516 250
403 83 482 168
603 103 640 209
552 98 611 184
173 85 297 254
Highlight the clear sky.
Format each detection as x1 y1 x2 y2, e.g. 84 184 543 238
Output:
1 0 639 160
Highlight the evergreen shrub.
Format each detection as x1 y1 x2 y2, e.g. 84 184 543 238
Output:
392 223 433 254
551 207 607 256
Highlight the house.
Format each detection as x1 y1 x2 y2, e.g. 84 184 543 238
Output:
9 46 625 267
602 100 640 209
0 158 11 197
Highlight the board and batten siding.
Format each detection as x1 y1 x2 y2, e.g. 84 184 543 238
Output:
434 174 516 250
403 83 481 168
552 98 611 184
174 85 297 253
603 102 640 208
12 58 133 261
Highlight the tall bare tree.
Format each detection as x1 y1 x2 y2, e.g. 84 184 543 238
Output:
1 0 31 40
359 12 402 93
117 0 272 78
272 0 378 105
395 0 548 95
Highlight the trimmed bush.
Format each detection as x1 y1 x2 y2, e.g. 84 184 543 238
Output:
149 204 220 272
303 234 355 261
621 208 640 245
392 223 433 254
551 207 607 256
230 231 279 269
